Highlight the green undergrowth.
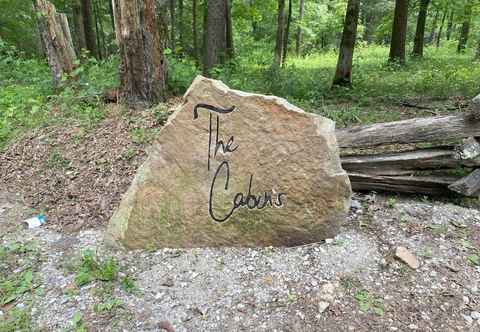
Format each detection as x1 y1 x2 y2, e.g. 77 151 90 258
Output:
2 39 479 149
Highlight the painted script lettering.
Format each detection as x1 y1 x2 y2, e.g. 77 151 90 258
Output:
193 104 286 222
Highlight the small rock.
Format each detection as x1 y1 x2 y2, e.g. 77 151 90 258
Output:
16 303 25 309
408 323 418 330
325 238 334 244
395 247 420 269
350 200 362 210
463 314 473 325
318 301 330 313
471 311 480 320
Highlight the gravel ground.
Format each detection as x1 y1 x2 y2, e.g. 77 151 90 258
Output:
1 191 480 332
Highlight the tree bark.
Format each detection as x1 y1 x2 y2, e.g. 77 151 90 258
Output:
332 0 360 86
282 0 292 66
446 10 454 40
389 0 409 64
178 0 184 51
92 0 104 59
225 0 234 59
336 113 480 149
170 0 175 51
436 7 448 48
448 169 480 196
458 2 472 53
273 0 286 67
115 0 167 106
72 0 87 55
295 0 305 55
34 0 76 87
412 0 429 57
108 0 115 32
193 0 199 60
203 0 227 75
81 0 98 58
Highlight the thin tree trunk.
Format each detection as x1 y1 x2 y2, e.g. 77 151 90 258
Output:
170 0 175 51
226 0 234 59
332 0 360 86
295 0 305 55
428 9 439 43
92 0 103 59
108 0 115 32
178 0 184 51
273 0 286 67
446 10 454 40
282 0 292 66
436 7 448 48
475 39 480 60
412 0 429 57
115 0 167 106
458 2 472 53
34 0 76 87
203 0 227 75
193 0 199 60
389 0 409 64
81 0 98 58
72 0 87 55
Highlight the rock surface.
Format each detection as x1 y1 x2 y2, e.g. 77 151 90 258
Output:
106 76 351 248
394 246 420 269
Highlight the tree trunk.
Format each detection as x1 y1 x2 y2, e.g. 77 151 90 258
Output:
436 7 448 48
193 0 199 60
389 0 409 64
108 0 115 32
336 113 480 149
170 0 175 51
428 9 439 43
332 0 360 86
225 0 234 59
282 0 292 66
178 0 184 51
295 0 305 55
457 2 472 53
203 0 227 75
114 0 167 106
34 0 76 87
92 0 104 59
273 0 286 67
72 0 87 55
475 39 480 60
446 10 454 40
81 0 98 58
412 0 429 57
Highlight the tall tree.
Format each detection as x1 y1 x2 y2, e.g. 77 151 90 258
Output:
282 0 292 66
458 1 473 53
81 0 98 58
389 0 409 64
170 0 175 51
428 8 439 43
412 0 430 57
226 0 234 59
72 0 87 54
295 0 305 55
446 9 454 40
273 0 286 67
178 0 184 50
192 0 199 59
332 0 360 86
113 0 167 106
203 0 227 74
436 5 448 48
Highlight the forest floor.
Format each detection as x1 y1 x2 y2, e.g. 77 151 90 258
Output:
1 100 480 331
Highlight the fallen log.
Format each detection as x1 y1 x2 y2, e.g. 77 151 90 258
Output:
336 113 480 148
341 148 480 176
448 169 480 196
454 137 480 160
349 173 458 195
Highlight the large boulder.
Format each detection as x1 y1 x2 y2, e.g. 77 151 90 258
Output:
106 76 351 249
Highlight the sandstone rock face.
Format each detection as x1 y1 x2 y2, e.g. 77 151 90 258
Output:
106 76 351 249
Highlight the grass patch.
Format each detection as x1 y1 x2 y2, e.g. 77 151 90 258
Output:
73 250 118 287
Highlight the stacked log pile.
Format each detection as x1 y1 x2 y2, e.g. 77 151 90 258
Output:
337 104 480 196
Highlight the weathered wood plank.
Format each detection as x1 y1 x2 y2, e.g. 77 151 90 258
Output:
448 169 480 196
341 148 480 176
349 173 458 195
336 114 480 148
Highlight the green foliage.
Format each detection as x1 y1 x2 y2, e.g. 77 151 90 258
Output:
0 307 31 332
74 250 119 287
71 312 88 332
354 289 385 316
120 276 139 294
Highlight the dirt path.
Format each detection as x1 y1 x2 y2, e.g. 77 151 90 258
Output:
1 191 479 331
